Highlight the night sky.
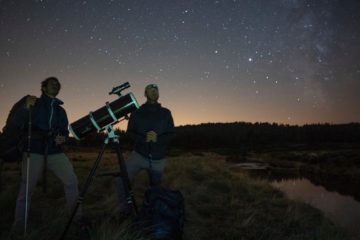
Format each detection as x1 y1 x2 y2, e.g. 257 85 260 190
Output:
1 0 359 130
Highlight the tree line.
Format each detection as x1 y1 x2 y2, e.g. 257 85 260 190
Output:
68 122 360 150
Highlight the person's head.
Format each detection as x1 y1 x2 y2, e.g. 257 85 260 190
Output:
144 84 159 103
41 77 61 97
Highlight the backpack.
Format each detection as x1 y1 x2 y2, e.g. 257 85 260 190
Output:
136 186 185 240
0 95 31 162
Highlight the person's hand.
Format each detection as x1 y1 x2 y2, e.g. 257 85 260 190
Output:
146 131 157 142
25 95 37 109
55 135 66 145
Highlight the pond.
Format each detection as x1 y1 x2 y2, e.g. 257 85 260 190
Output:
272 178 360 235
233 163 360 236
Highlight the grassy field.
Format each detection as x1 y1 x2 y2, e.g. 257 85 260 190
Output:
0 147 357 240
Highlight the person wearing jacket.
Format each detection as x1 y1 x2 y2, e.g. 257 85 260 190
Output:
117 83 175 216
11 77 83 233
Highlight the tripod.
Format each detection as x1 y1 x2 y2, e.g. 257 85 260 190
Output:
59 125 138 240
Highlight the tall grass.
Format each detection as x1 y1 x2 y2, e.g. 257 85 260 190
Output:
0 150 357 240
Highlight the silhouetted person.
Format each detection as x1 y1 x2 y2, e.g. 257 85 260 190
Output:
117 83 175 217
11 77 85 235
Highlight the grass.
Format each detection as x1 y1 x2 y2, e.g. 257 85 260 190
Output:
0 148 357 240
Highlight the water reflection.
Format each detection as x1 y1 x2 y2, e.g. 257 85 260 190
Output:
271 178 360 235
233 164 360 236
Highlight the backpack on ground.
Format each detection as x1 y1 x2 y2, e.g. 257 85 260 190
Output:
136 186 185 240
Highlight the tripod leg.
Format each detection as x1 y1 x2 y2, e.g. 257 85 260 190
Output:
113 142 138 215
59 142 107 240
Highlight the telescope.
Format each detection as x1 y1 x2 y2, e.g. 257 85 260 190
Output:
69 82 139 140
61 82 140 240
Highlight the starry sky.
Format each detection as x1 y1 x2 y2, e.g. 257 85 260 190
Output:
1 0 359 129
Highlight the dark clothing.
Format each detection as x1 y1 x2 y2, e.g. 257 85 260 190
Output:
116 151 165 213
10 94 69 155
14 153 81 229
11 91 82 231
127 102 175 160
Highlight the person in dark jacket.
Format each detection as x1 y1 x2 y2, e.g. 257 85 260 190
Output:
11 77 83 233
117 83 175 216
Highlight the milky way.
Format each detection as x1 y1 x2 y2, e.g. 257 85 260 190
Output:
0 0 359 128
